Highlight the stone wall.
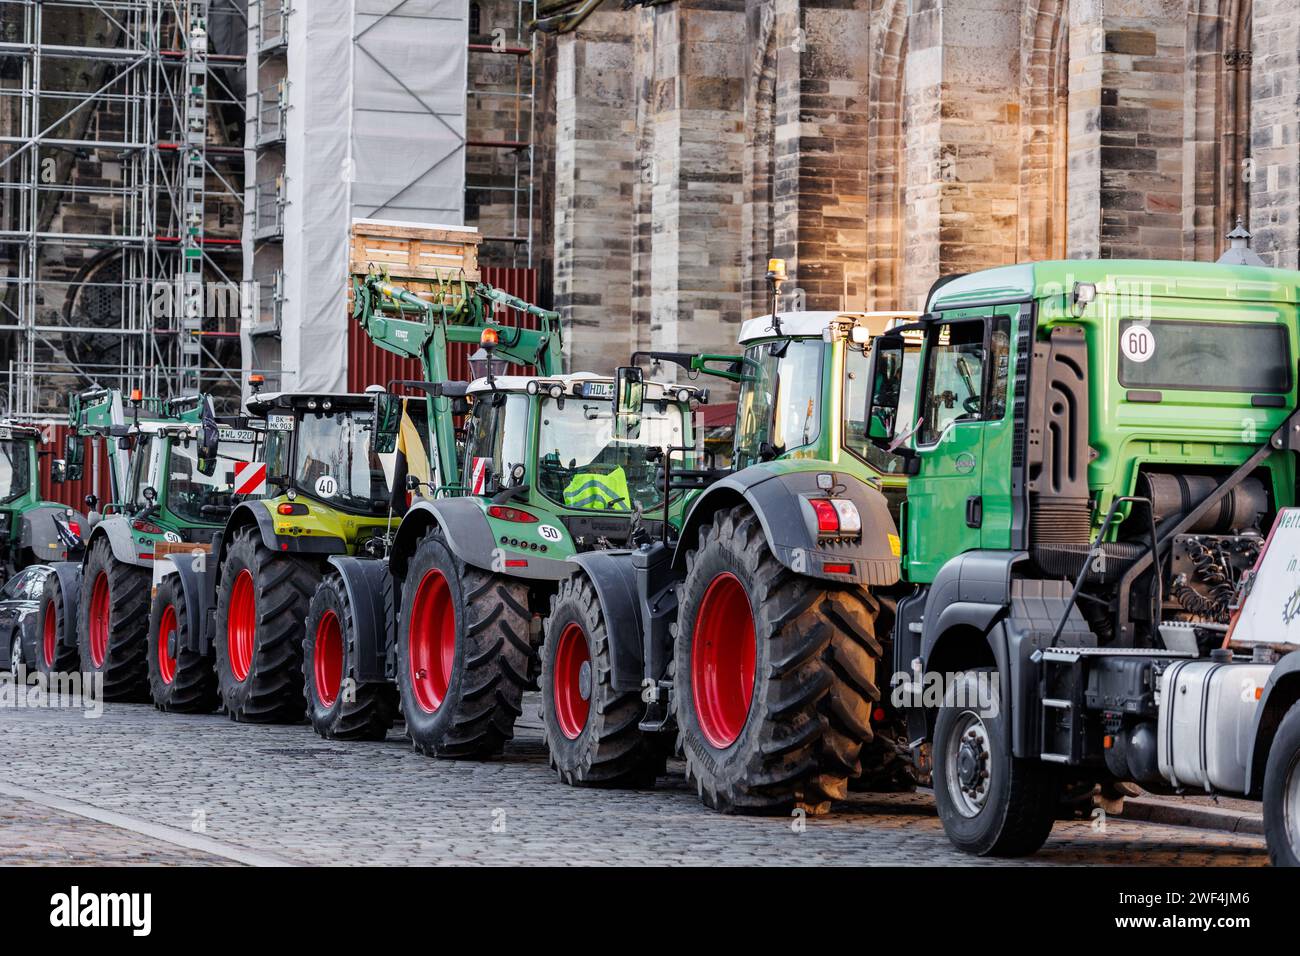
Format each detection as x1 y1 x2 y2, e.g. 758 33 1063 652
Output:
547 0 1294 373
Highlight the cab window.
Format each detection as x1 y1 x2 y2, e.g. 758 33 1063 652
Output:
843 346 916 473
917 317 1010 445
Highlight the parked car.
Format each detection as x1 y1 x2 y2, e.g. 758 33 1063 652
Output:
2 564 53 674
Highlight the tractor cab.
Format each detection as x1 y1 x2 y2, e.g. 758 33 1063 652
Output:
460 372 703 548
730 310 921 510
0 422 86 576
247 391 425 519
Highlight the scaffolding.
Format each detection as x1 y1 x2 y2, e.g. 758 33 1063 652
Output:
0 0 249 420
466 0 538 268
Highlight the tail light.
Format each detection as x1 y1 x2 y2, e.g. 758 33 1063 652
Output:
277 502 308 516
131 519 164 535
488 505 538 523
808 498 862 537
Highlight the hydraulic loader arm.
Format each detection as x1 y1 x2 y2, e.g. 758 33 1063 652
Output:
353 272 565 492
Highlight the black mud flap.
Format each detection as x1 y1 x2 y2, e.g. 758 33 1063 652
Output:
327 556 392 684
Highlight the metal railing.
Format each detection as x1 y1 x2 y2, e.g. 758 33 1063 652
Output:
259 0 290 52
255 82 287 146
253 177 286 240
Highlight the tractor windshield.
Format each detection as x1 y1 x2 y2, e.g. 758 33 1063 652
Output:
167 436 261 525
465 393 530 495
0 440 31 504
294 411 391 514
536 395 687 512
733 339 823 469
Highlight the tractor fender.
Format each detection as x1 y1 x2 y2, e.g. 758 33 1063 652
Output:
41 560 83 654
675 466 900 586
87 517 150 569
325 556 392 684
222 500 344 559
19 504 86 563
156 551 217 655
392 498 574 582
567 550 643 694
1245 649 1300 797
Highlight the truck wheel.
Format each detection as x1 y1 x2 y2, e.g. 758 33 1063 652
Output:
672 506 882 814
396 526 532 758
932 668 1058 856
147 575 217 713
1263 700 1300 867
78 537 149 700
303 572 398 741
214 526 319 722
540 573 666 788
35 573 79 678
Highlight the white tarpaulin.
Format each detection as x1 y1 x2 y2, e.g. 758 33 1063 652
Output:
247 0 467 394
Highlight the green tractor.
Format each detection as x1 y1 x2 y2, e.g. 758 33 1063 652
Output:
37 387 261 701
860 259 1300 861
536 292 919 809
305 275 707 758
0 421 86 580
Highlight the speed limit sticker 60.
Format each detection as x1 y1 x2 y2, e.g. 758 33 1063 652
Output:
1121 325 1154 363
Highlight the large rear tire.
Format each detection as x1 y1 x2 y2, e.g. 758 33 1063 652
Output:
932 668 1059 856
303 572 398 741
147 575 218 713
672 506 882 814
396 527 533 757
1263 700 1300 867
78 536 150 701
214 526 319 723
35 572 79 678
540 573 666 788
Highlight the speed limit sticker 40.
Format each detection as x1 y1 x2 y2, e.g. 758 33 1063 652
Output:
1121 324 1154 363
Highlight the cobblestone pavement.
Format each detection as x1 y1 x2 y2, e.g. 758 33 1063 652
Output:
0 694 1269 866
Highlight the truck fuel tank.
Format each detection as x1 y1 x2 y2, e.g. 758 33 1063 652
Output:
1157 658 1271 794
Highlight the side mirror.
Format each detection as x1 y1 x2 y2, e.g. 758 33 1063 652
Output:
64 432 84 469
371 392 402 455
51 459 66 484
197 397 219 477
865 335 907 452
614 366 644 440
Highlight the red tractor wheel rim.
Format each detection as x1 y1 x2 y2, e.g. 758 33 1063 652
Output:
314 609 344 707
691 572 757 749
552 622 591 739
409 569 455 713
42 601 57 668
157 603 178 685
88 572 110 668
228 569 256 682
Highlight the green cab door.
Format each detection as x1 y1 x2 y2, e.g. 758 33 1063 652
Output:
903 310 1014 582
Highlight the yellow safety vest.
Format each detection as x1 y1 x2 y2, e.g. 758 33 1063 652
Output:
563 466 631 511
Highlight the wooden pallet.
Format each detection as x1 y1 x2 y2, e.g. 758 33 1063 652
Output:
349 219 481 284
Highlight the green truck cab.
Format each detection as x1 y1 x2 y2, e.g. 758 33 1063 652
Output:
538 307 917 810
863 259 1300 859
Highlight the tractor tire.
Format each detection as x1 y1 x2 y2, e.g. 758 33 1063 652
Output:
303 572 398 741
147 574 218 713
214 526 319 723
396 526 533 758
1263 700 1300 867
35 573 79 678
540 572 666 788
932 668 1059 857
672 506 882 815
78 537 150 701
